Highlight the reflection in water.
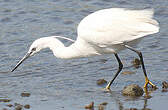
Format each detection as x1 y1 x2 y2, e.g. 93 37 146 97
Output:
107 89 154 110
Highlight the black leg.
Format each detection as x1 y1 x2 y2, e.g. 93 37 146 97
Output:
106 53 123 89
124 44 157 88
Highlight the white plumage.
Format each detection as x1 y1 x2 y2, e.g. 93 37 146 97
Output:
11 8 159 90
77 8 159 51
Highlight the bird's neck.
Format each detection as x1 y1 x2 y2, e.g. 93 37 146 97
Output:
47 38 99 59
51 43 82 59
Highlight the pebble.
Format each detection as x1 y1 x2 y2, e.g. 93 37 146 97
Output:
132 58 141 68
122 71 135 75
15 105 22 110
125 108 138 110
24 104 30 109
162 81 168 88
21 92 31 97
122 84 144 97
6 104 13 107
85 102 94 109
161 81 168 92
98 105 104 110
97 79 107 85
100 102 108 106
0 99 11 102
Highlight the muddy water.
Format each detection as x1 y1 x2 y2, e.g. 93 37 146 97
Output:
0 0 168 110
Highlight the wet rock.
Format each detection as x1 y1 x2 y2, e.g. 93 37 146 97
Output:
162 89 168 92
122 71 135 75
162 81 168 88
6 104 13 107
162 81 168 92
85 102 94 109
100 102 108 106
21 92 31 97
98 104 104 110
98 102 108 110
97 79 107 85
15 105 22 110
125 108 138 110
0 99 11 102
132 58 141 68
142 108 151 110
24 104 30 109
122 84 144 97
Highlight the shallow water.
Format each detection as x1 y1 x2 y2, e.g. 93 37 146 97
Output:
0 0 168 110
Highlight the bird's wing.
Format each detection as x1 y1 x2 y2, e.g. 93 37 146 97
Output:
77 8 159 47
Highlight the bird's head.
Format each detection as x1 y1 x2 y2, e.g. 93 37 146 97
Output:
11 36 74 72
11 37 53 72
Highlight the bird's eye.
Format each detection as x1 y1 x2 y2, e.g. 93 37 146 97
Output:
31 48 36 51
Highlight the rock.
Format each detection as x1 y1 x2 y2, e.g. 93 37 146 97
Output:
142 108 151 110
125 108 138 110
162 89 168 92
122 84 144 97
122 71 135 75
162 81 168 88
85 102 94 109
21 92 31 97
98 105 104 110
97 79 107 85
98 102 108 110
162 81 168 92
100 102 108 106
132 58 141 68
15 105 22 110
24 104 30 109
0 99 11 102
6 104 13 107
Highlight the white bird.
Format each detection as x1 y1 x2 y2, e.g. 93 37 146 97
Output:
11 8 159 90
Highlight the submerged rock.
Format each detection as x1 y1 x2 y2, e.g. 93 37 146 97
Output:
162 81 168 88
122 84 144 97
98 104 104 110
132 58 141 68
15 105 22 110
85 102 94 109
99 102 108 106
24 104 30 109
122 71 135 75
21 92 31 97
97 79 107 85
0 99 11 102
6 104 13 107
98 102 108 110
162 81 168 92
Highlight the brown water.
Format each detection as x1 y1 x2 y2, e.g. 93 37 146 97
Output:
0 0 168 110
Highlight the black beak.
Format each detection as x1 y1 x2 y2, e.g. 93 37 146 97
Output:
11 52 32 72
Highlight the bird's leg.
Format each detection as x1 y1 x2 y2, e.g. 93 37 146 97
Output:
106 53 123 90
124 44 157 89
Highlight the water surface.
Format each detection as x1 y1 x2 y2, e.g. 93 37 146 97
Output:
0 0 168 110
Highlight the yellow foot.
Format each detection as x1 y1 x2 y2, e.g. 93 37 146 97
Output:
100 83 111 92
144 77 157 89
101 87 111 92
106 82 111 89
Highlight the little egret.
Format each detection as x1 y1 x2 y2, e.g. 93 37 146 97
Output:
11 8 159 90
